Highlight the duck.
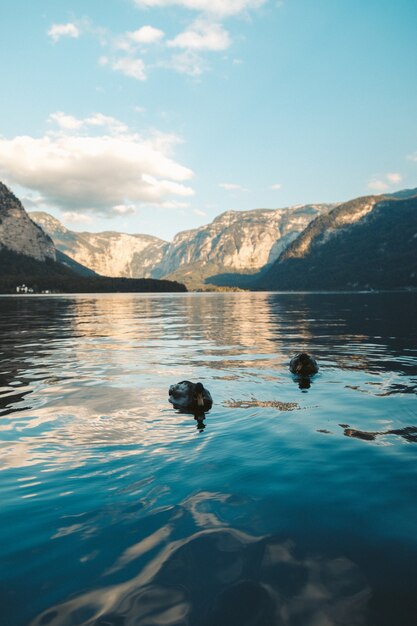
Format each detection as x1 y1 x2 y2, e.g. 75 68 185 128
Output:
289 353 319 376
168 381 213 412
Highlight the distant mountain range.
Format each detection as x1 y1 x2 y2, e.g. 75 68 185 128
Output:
2 180 416 292
31 204 332 288
0 183 186 293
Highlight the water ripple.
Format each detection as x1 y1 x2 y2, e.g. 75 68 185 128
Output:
1 292 417 626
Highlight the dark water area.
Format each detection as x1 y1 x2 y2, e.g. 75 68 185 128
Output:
0 292 417 626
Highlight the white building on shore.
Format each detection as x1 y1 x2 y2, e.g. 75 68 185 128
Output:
16 284 34 294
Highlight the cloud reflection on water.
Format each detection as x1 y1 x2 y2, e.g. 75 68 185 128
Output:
32 507 371 626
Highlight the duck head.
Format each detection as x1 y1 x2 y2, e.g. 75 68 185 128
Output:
194 382 205 408
290 352 318 376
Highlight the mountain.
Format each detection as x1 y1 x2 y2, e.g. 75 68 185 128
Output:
30 212 167 279
255 192 417 290
31 204 332 287
0 247 186 293
0 183 186 293
8 180 417 292
55 250 98 277
158 205 332 287
0 183 56 261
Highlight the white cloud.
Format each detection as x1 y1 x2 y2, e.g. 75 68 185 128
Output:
48 23 80 42
194 208 207 216
168 20 230 51
409 153 417 162
85 113 129 133
62 212 93 225
386 172 402 184
112 204 137 215
368 172 403 192
270 183 282 190
133 0 267 18
49 112 84 131
49 112 128 135
21 194 44 208
111 56 147 80
159 200 190 209
0 117 194 217
219 182 248 191
129 25 165 44
368 179 389 192
116 26 165 51
168 50 207 76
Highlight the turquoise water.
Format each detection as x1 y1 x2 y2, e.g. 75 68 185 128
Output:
0 292 417 626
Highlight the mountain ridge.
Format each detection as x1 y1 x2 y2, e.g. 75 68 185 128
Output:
31 203 332 286
256 192 417 290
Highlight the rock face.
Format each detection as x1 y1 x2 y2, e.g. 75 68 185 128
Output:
30 212 167 279
31 204 331 285
0 183 56 261
277 195 379 262
257 192 417 290
158 205 331 278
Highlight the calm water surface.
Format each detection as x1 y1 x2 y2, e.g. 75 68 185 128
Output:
1 292 417 626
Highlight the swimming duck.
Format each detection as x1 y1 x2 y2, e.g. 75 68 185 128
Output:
289 353 319 376
168 381 213 412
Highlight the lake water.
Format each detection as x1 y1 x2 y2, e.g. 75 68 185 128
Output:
1 292 417 626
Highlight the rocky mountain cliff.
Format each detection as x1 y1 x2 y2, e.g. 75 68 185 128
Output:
0 183 56 261
30 212 167 279
31 204 331 286
255 191 417 290
159 205 331 285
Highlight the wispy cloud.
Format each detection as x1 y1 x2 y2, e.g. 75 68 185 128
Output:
368 172 403 192
168 19 230 51
49 112 128 134
168 50 207 76
132 0 269 76
112 204 137 215
368 179 389 192
62 212 93 225
101 55 147 80
47 22 80 42
133 0 267 19
47 1 271 80
270 183 282 190
386 172 402 184
219 182 249 191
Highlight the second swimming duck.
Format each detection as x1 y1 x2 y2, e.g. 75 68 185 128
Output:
289 353 319 376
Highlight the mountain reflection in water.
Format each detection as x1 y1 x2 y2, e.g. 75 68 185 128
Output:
0 292 417 626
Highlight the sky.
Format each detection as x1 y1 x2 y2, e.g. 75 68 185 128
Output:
0 0 417 241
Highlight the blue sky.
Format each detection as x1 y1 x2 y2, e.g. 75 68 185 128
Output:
0 0 416 240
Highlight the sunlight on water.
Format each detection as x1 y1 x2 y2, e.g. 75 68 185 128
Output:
0 292 416 626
